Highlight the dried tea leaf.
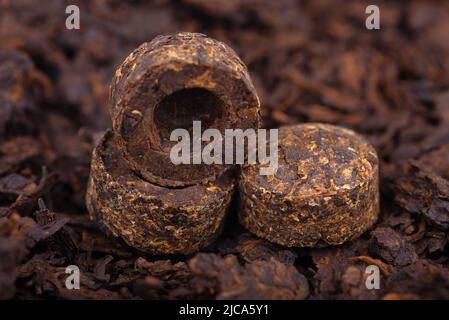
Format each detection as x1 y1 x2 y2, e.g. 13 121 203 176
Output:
370 227 418 267
189 253 309 300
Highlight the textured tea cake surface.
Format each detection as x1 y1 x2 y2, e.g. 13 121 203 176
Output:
86 130 235 254
239 123 379 247
110 32 260 187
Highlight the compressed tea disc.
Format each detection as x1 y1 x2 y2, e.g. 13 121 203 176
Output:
238 123 379 247
110 32 260 187
86 130 235 254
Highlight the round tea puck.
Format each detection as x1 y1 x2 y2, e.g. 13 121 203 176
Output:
238 123 379 247
86 130 235 254
110 32 260 187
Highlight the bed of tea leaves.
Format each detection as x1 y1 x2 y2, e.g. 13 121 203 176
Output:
1 0 449 299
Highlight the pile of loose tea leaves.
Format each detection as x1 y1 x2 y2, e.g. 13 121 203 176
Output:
1 0 449 299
